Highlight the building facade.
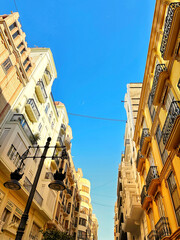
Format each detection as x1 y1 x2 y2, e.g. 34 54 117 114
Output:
0 12 98 240
134 1 180 240
114 83 149 240
0 12 34 124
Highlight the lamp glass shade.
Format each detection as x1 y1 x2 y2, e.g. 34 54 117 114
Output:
48 180 66 191
3 180 21 190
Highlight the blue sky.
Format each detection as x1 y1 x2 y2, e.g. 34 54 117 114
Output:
1 0 156 239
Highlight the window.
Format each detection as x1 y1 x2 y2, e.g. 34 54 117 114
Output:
1 57 12 74
78 230 86 239
25 63 31 72
82 185 89 193
156 194 165 218
17 42 23 49
45 103 50 114
149 209 155 230
164 89 174 112
148 93 156 122
155 125 168 164
11 214 20 225
23 58 28 66
1 208 11 223
38 123 42 132
29 222 40 240
7 144 21 167
79 218 87 226
12 30 19 39
20 48 25 55
9 22 17 31
167 172 180 226
81 196 89 204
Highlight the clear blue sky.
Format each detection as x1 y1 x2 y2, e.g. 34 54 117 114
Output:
1 0 155 239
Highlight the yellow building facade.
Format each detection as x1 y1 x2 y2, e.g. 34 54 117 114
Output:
0 12 34 124
134 1 180 240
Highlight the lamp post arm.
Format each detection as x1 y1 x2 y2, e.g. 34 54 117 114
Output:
15 137 51 240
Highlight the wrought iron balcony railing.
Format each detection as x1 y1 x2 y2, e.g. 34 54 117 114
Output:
148 230 157 240
141 185 148 205
37 80 48 99
151 64 167 98
10 114 37 145
160 2 180 58
23 177 43 206
146 166 159 191
136 150 144 169
27 99 40 120
155 217 171 239
140 128 150 151
162 101 180 146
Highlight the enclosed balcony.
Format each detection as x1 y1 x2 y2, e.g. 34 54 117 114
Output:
141 185 151 210
65 136 71 151
25 99 40 122
61 123 66 134
148 230 157 240
155 217 171 239
146 166 160 196
136 150 145 172
160 3 180 60
162 101 180 150
44 68 52 85
23 177 43 206
140 128 151 155
65 189 72 199
151 64 168 106
10 114 36 145
35 80 47 103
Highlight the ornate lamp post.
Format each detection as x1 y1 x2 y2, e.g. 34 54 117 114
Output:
3 137 69 240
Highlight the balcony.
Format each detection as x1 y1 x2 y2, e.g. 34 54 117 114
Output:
10 114 36 145
148 230 157 240
155 217 171 239
61 123 66 134
35 80 47 103
160 3 180 60
146 166 160 196
44 69 52 85
140 128 151 155
162 101 180 150
129 194 143 221
136 150 145 172
151 64 168 106
25 99 40 122
65 189 72 199
23 177 43 206
141 185 151 210
65 136 71 151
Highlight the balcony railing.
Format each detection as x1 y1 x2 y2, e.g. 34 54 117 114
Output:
148 230 157 240
10 114 37 145
141 185 148 205
136 150 144 169
151 64 167 98
160 3 180 58
162 101 180 147
155 217 171 239
26 99 40 122
23 177 43 206
140 128 150 150
146 166 159 191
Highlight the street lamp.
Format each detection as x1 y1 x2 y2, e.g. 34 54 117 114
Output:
3 137 69 240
